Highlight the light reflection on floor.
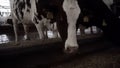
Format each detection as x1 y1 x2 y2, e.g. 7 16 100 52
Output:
0 34 9 44
0 31 58 44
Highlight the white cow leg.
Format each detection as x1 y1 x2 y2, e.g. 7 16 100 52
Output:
13 19 18 42
44 29 48 39
53 30 58 38
52 23 58 38
35 23 45 39
23 24 30 40
63 0 81 53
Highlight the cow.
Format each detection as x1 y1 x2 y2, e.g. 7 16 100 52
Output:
63 0 120 53
9 0 60 41
10 0 120 53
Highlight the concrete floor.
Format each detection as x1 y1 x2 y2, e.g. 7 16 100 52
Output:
0 34 120 68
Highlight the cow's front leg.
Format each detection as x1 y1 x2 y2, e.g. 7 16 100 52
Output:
33 15 46 39
35 23 45 39
63 0 81 53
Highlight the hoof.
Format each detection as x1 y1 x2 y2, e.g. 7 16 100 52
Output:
25 38 30 40
64 46 78 54
14 42 20 46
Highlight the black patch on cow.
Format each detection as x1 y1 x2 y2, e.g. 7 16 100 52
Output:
26 0 31 8
33 13 42 24
27 9 30 12
33 17 39 24
35 0 59 21
15 0 20 5
15 9 20 20
19 1 25 18
26 0 31 12
34 13 42 20
14 0 26 20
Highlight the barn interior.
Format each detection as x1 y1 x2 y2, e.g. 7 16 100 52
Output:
0 0 120 68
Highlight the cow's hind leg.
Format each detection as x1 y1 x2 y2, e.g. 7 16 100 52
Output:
63 0 81 53
13 18 19 42
12 18 21 45
23 24 31 40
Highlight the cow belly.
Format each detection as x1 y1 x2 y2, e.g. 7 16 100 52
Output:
20 9 33 24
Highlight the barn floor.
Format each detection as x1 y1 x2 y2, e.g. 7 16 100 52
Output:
0 34 120 68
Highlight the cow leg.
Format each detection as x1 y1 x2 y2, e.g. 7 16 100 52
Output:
56 14 68 42
13 18 18 42
23 24 30 40
53 30 58 38
44 28 48 39
79 24 86 36
63 0 81 53
33 15 50 39
52 23 58 38
35 23 45 39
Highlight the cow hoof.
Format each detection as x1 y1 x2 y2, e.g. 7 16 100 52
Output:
14 42 20 46
25 38 30 40
64 46 78 54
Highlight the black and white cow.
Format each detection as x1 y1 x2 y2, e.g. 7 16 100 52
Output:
10 0 120 53
65 0 119 53
9 0 59 41
62 0 120 53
